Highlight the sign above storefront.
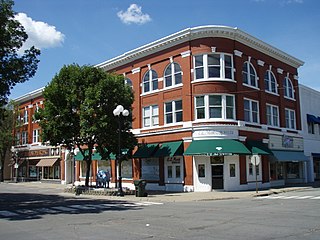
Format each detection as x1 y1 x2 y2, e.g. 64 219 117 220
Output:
193 128 238 139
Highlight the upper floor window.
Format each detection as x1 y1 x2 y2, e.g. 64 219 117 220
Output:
242 61 258 88
23 109 28 124
194 53 234 81
165 100 183 124
285 108 296 129
264 70 277 94
308 122 315 134
164 62 182 88
244 98 259 123
124 78 133 88
266 104 279 127
22 131 28 145
15 133 20 145
33 129 40 143
143 105 159 128
284 77 294 99
143 70 158 93
195 95 235 120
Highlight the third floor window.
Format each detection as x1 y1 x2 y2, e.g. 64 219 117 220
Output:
264 70 278 94
164 62 182 88
242 61 258 88
143 69 158 93
194 53 233 81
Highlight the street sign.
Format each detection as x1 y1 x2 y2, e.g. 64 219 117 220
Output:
250 155 260 166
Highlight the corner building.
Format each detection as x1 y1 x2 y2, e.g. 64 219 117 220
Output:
97 26 306 192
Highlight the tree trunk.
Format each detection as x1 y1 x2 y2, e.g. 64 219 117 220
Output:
85 159 92 187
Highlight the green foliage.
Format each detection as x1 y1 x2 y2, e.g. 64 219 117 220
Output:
0 0 40 107
0 101 15 181
37 64 136 186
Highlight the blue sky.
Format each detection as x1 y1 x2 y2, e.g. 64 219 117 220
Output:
10 0 320 99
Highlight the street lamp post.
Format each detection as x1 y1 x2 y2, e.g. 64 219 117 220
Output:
113 105 129 197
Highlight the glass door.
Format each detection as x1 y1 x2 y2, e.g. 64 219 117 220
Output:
212 165 224 189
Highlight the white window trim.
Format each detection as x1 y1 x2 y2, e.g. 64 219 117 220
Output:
285 108 296 130
242 61 259 89
164 100 183 125
244 98 260 124
194 94 236 121
142 105 159 128
33 129 40 143
22 131 28 145
283 77 295 100
142 69 158 94
164 62 183 88
266 104 279 127
193 53 234 81
264 70 278 95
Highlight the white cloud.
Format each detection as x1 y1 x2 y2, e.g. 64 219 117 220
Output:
117 4 151 25
286 0 303 3
14 13 65 52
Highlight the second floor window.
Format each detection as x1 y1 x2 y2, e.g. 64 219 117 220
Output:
194 53 234 81
244 98 259 123
143 70 158 93
23 109 28 124
16 133 20 145
285 108 296 129
22 131 28 145
264 70 277 94
143 105 159 127
33 129 40 143
242 61 258 88
195 95 235 120
164 62 182 87
284 77 294 99
266 104 279 127
165 100 183 124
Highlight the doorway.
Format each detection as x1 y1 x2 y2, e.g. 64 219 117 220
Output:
212 165 223 189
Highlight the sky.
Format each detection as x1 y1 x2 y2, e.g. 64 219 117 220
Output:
9 0 320 99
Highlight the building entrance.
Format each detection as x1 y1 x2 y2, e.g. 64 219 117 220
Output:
212 165 223 189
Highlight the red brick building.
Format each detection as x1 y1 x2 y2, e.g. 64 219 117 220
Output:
96 25 305 191
11 26 306 191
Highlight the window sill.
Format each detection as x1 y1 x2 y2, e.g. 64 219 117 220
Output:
191 78 236 84
265 90 279 96
140 89 160 97
284 96 296 101
243 83 260 90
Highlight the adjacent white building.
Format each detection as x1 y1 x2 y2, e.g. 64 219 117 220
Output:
299 84 320 183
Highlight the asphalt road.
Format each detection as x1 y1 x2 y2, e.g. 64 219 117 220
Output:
0 183 319 240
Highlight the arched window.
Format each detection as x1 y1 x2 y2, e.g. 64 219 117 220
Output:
242 61 258 88
164 62 182 87
143 69 158 93
283 77 294 99
264 70 277 94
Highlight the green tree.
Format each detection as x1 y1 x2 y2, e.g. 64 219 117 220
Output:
37 64 136 187
0 102 14 182
0 0 40 108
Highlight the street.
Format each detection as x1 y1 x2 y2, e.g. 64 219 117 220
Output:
0 183 320 240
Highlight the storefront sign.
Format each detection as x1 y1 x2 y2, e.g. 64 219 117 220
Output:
21 149 49 158
167 157 181 164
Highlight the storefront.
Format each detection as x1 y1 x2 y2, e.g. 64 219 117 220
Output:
312 153 320 181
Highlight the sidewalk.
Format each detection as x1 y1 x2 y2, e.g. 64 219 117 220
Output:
4 181 316 203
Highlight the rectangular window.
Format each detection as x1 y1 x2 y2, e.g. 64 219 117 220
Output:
194 53 233 80
266 104 279 127
165 100 183 124
195 96 205 119
167 166 173 178
33 129 40 143
23 109 28 124
208 54 220 78
143 105 159 127
16 133 20 145
285 108 296 129
195 95 235 120
194 55 204 79
308 122 315 134
209 95 222 118
198 164 205 178
141 158 159 180
244 99 259 123
230 164 236 177
175 165 181 178
22 131 28 145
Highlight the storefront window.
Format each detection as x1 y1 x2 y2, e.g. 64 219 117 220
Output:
121 160 133 179
29 165 37 178
198 164 205 178
168 166 173 178
270 162 284 180
141 158 159 180
230 164 236 177
176 165 181 178
80 161 92 178
286 162 300 179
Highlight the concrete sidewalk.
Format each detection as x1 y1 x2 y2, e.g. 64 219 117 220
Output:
3 181 316 203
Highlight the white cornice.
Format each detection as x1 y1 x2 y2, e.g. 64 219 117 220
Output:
96 25 304 71
13 87 45 104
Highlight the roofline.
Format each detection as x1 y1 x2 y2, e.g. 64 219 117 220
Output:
96 25 304 71
13 87 45 104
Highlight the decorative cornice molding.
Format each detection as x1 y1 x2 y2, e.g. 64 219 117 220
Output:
96 25 304 71
13 87 45 104
257 60 265 66
234 50 243 57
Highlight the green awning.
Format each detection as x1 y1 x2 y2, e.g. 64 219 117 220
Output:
270 150 308 162
246 141 272 155
133 144 159 158
75 150 115 161
184 139 251 156
153 141 183 157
